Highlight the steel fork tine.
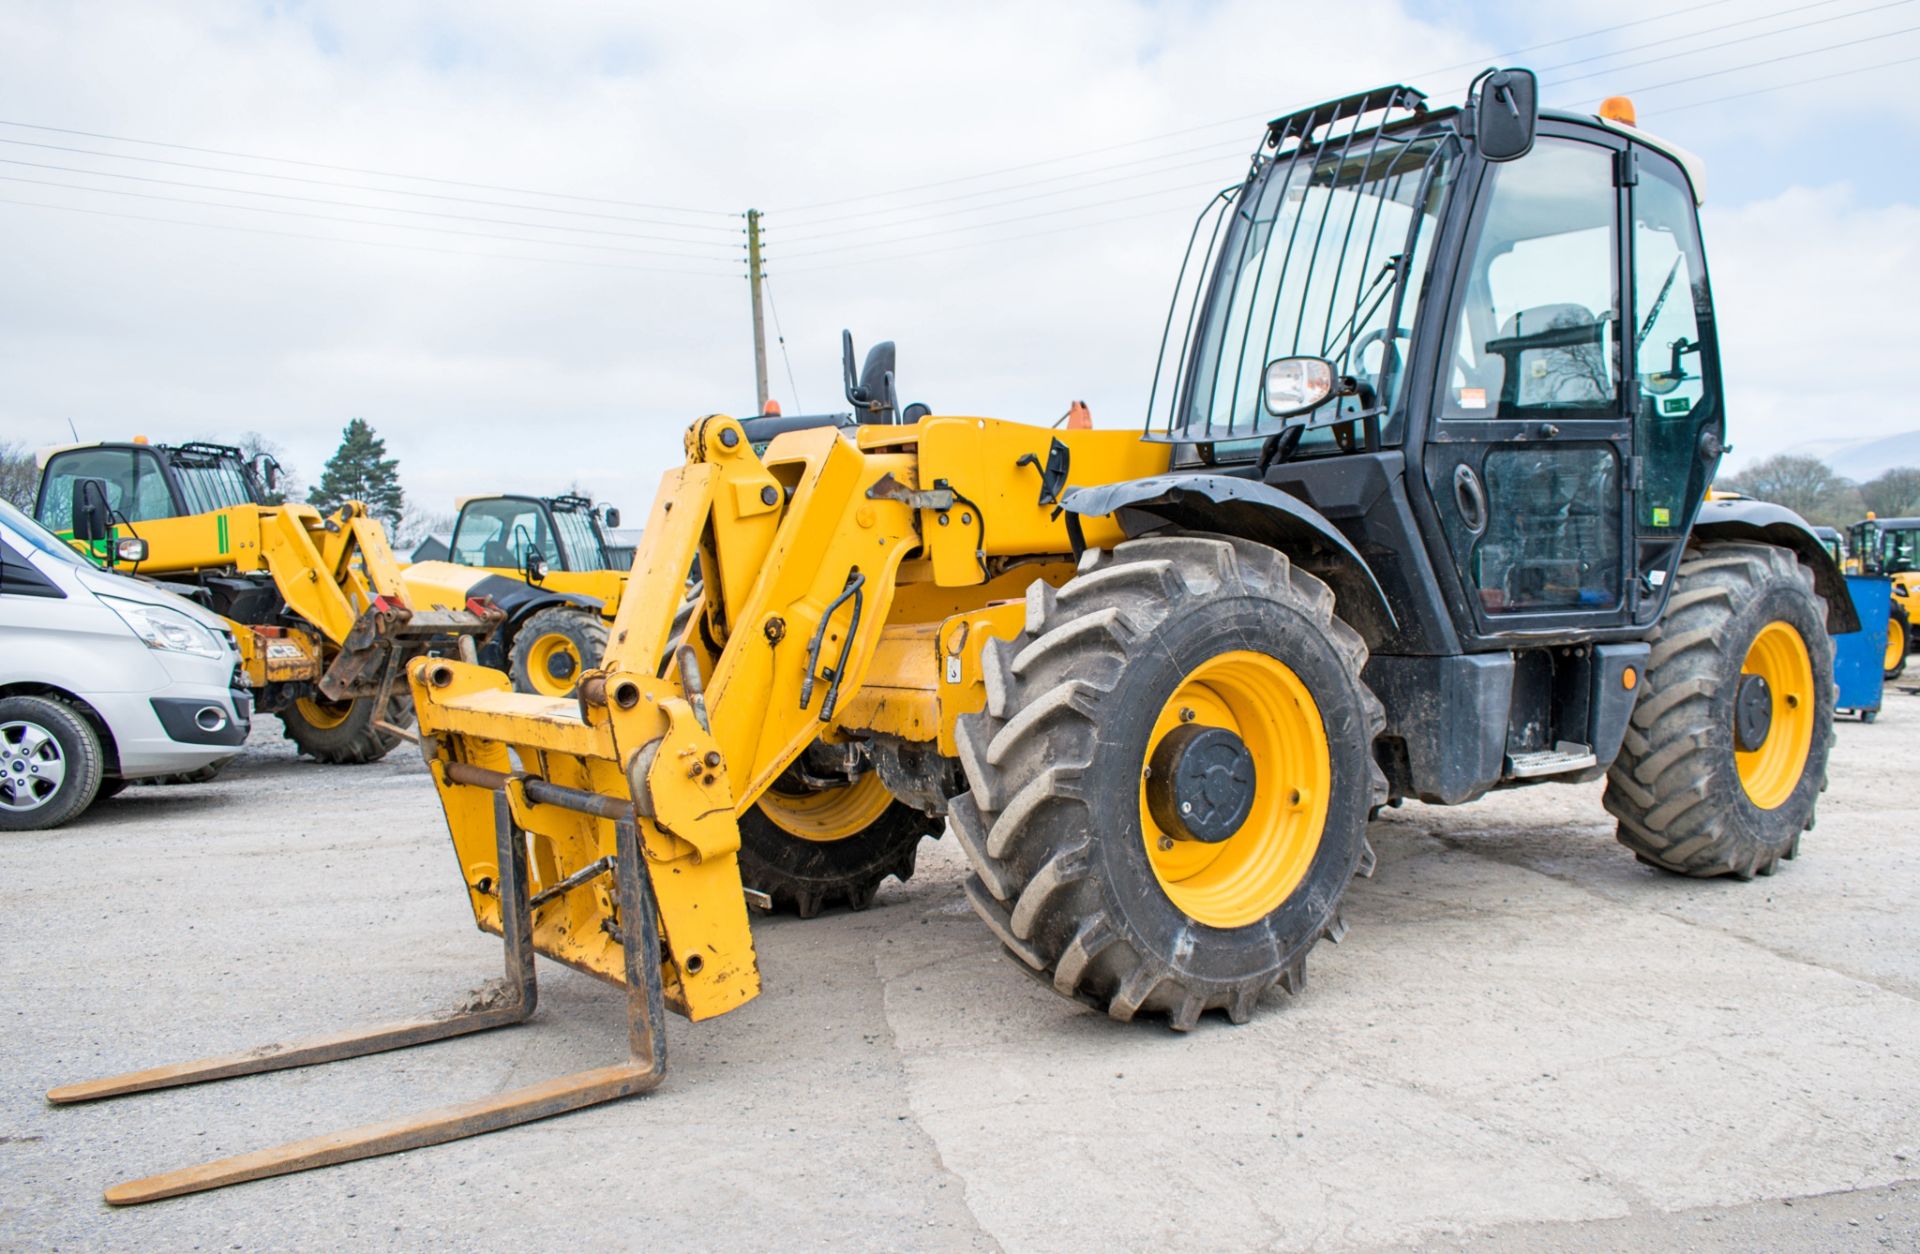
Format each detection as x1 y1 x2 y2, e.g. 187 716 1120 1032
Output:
48 793 538 1106
59 806 670 1205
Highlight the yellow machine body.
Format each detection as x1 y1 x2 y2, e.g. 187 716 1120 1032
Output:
412 413 1166 1018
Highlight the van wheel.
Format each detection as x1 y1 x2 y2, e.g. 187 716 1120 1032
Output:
0 696 105 831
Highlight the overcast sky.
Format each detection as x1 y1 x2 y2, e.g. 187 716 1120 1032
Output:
2 0 1915 526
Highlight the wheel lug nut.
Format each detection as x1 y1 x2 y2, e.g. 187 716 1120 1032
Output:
1158 836 1174 851
1179 707 1196 723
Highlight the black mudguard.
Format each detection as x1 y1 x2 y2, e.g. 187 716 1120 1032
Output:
1063 474 1396 634
1691 497 1858 634
466 575 604 670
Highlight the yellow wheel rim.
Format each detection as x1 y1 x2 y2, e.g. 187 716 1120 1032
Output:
1886 619 1904 673
525 633 584 698
1138 650 1330 930
759 772 893 843
1736 621 1815 811
294 696 353 729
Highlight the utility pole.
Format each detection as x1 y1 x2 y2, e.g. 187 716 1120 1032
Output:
746 208 770 414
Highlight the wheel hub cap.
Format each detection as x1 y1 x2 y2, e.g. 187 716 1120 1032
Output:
1146 724 1257 843
546 650 577 680
1734 673 1773 752
0 720 65 812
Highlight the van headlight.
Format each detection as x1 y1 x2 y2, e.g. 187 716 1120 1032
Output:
100 596 226 660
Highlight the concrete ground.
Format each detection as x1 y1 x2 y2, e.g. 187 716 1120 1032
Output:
3 695 1918 1253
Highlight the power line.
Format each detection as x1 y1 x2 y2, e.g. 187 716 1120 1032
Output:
1625 47 1920 111
768 0 1897 253
778 11 1920 264
0 196 737 277
1528 0 1853 76
771 137 1249 233
761 275 804 413
773 149 1246 247
1610 21 1920 94
769 0 1748 218
0 117 738 218
773 197 1217 278
773 177 1227 263
0 156 739 253
0 174 744 267
0 136 743 235
1548 0 1916 89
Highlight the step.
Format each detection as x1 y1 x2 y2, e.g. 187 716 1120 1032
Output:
1505 742 1598 779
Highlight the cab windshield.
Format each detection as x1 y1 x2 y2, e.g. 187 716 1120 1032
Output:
1173 131 1454 448
550 507 613 572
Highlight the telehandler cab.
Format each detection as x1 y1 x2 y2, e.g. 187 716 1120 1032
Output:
55 70 1851 1203
401 493 628 697
32 440 500 762
1846 515 1917 678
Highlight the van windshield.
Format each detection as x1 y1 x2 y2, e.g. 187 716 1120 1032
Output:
0 497 91 568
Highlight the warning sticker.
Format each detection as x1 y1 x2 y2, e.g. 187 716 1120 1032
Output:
1651 507 1672 527
1458 387 1487 410
1661 395 1693 415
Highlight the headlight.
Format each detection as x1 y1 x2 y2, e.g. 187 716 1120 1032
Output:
100 596 226 659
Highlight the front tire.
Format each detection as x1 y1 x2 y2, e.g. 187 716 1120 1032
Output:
280 695 400 764
952 535 1384 1030
510 607 610 698
1885 602 1908 681
0 696 104 831
1605 541 1834 878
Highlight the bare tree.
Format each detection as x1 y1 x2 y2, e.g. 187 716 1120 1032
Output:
0 441 36 511
1720 454 1863 527
1861 467 1920 519
236 430 302 505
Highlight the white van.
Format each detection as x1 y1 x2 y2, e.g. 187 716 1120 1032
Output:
0 497 249 830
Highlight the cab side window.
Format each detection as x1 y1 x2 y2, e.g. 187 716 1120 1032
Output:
1631 155 1717 535
1439 139 1620 419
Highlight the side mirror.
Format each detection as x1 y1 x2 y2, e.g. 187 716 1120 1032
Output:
1262 356 1338 418
525 551 548 585
842 329 898 423
1470 67 1537 162
253 453 281 492
600 506 621 530
71 478 112 543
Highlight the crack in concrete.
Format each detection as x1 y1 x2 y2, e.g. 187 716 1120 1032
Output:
871 949 1007 1253
1420 831 1920 1006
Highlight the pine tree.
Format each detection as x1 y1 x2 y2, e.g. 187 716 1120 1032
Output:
312 418 405 529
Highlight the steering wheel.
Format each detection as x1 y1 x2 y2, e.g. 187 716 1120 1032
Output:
1350 325 1411 376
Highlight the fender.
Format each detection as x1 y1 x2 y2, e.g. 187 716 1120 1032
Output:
1691 497 1858 634
1063 473 1396 634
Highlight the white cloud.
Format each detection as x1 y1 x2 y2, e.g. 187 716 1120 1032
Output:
0 0 1912 514
1706 183 1919 474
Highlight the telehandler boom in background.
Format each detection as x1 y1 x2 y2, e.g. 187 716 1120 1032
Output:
32 440 499 762
52 69 1852 1204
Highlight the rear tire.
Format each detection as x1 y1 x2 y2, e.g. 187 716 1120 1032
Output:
0 696 104 831
739 774 942 917
1885 602 1908 681
952 535 1384 1030
509 607 610 698
1604 541 1834 878
280 695 400 764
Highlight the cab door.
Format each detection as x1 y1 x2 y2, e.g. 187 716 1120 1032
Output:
1421 130 1636 639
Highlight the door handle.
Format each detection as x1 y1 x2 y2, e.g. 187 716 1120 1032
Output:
1453 464 1487 536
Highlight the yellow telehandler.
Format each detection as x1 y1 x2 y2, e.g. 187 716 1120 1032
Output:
53 71 1853 1203
400 492 629 697
32 440 500 761
1846 515 1917 678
